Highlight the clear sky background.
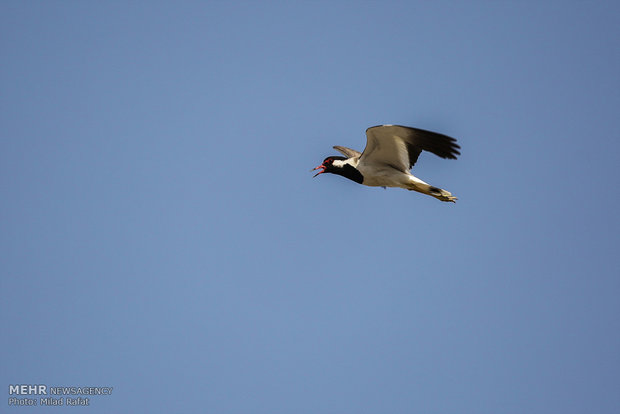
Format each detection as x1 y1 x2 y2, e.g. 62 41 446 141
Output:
2 1 619 413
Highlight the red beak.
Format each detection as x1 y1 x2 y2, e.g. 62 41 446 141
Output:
311 164 326 177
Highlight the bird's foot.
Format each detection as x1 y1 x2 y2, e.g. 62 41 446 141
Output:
430 187 457 202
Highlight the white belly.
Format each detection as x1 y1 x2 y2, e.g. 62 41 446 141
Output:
358 165 428 189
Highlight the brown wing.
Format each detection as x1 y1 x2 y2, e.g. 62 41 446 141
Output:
363 125 460 171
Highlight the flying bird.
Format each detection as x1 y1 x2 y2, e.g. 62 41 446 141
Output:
312 124 460 202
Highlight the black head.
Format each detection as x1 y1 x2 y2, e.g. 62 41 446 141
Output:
311 155 364 184
311 156 346 177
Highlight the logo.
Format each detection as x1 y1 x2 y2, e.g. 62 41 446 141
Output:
8 384 113 407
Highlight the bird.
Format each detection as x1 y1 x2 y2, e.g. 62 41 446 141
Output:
312 124 460 202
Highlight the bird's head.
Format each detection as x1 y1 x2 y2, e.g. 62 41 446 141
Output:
311 156 346 177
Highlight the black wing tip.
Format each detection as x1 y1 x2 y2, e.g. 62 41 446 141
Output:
416 128 461 160
442 146 460 160
445 141 461 159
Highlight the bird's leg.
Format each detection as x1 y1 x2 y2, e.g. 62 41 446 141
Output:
407 177 457 202
427 186 457 202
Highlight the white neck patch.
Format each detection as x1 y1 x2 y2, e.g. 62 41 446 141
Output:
333 158 359 168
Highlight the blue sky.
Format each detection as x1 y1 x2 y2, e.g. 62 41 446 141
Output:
1 1 619 413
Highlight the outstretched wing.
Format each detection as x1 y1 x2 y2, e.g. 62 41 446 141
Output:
361 125 460 172
333 145 362 158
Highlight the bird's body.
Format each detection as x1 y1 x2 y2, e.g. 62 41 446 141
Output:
313 125 460 202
